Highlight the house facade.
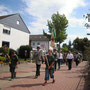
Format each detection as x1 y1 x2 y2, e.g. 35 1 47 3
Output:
30 35 49 52
0 14 30 50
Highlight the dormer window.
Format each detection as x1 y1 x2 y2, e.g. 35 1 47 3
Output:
17 20 20 25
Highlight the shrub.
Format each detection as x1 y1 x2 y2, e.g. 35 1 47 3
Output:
18 45 32 58
84 47 90 65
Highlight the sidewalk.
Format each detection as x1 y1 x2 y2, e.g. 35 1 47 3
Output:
0 61 87 90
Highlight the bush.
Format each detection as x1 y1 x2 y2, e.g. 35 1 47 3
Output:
0 47 5 56
84 47 90 64
18 45 32 58
0 56 5 61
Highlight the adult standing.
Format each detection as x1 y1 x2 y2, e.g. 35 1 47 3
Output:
24 50 28 61
66 51 74 70
57 50 63 70
34 45 42 78
74 52 80 66
9 51 18 81
43 49 55 86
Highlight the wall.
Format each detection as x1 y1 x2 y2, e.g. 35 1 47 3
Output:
0 24 29 50
31 41 49 52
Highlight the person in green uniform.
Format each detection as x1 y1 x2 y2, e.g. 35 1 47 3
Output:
9 51 18 81
43 49 55 86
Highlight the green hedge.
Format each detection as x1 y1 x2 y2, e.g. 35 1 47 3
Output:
84 47 90 64
18 45 32 58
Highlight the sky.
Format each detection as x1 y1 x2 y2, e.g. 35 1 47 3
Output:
0 0 90 45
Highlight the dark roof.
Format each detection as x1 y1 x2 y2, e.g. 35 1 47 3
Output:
0 13 30 34
30 35 49 41
0 14 15 20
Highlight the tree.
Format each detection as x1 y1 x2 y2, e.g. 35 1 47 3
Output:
18 45 32 58
73 37 90 55
68 40 72 50
62 43 69 52
43 12 68 48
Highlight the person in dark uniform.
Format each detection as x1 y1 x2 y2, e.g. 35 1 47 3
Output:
43 49 55 86
9 51 18 81
24 50 28 61
74 52 80 66
34 45 42 79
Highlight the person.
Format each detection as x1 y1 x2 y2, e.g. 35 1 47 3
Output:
43 49 55 86
63 52 67 65
9 51 18 81
66 51 74 70
24 50 28 61
74 52 80 66
57 50 63 70
34 45 42 79
53 49 58 71
4 45 9 64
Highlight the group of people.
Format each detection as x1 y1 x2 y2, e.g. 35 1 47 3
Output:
33 45 82 86
4 45 82 86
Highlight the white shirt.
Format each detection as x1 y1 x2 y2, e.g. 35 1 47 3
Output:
66 53 74 59
58 53 63 59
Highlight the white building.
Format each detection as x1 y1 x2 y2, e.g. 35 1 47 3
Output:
30 35 49 52
0 14 30 50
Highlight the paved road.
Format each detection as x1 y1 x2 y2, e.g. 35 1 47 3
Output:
0 61 87 90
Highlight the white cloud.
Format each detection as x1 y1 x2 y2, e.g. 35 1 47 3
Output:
0 5 12 16
68 17 85 27
22 0 86 34
65 34 84 42
62 33 90 45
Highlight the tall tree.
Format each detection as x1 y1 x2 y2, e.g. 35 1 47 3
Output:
73 37 90 54
43 12 68 48
68 40 72 50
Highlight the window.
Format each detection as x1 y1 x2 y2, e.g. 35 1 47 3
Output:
37 42 40 45
33 42 35 46
2 41 10 48
17 20 20 25
3 29 10 35
3 25 11 35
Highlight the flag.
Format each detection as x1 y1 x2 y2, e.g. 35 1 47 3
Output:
50 28 56 49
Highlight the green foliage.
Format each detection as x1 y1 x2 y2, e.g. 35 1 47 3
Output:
18 45 32 58
68 40 72 50
73 37 90 54
62 40 73 52
84 47 90 63
43 12 68 45
0 56 5 61
0 47 4 56
0 47 9 56
62 47 68 52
